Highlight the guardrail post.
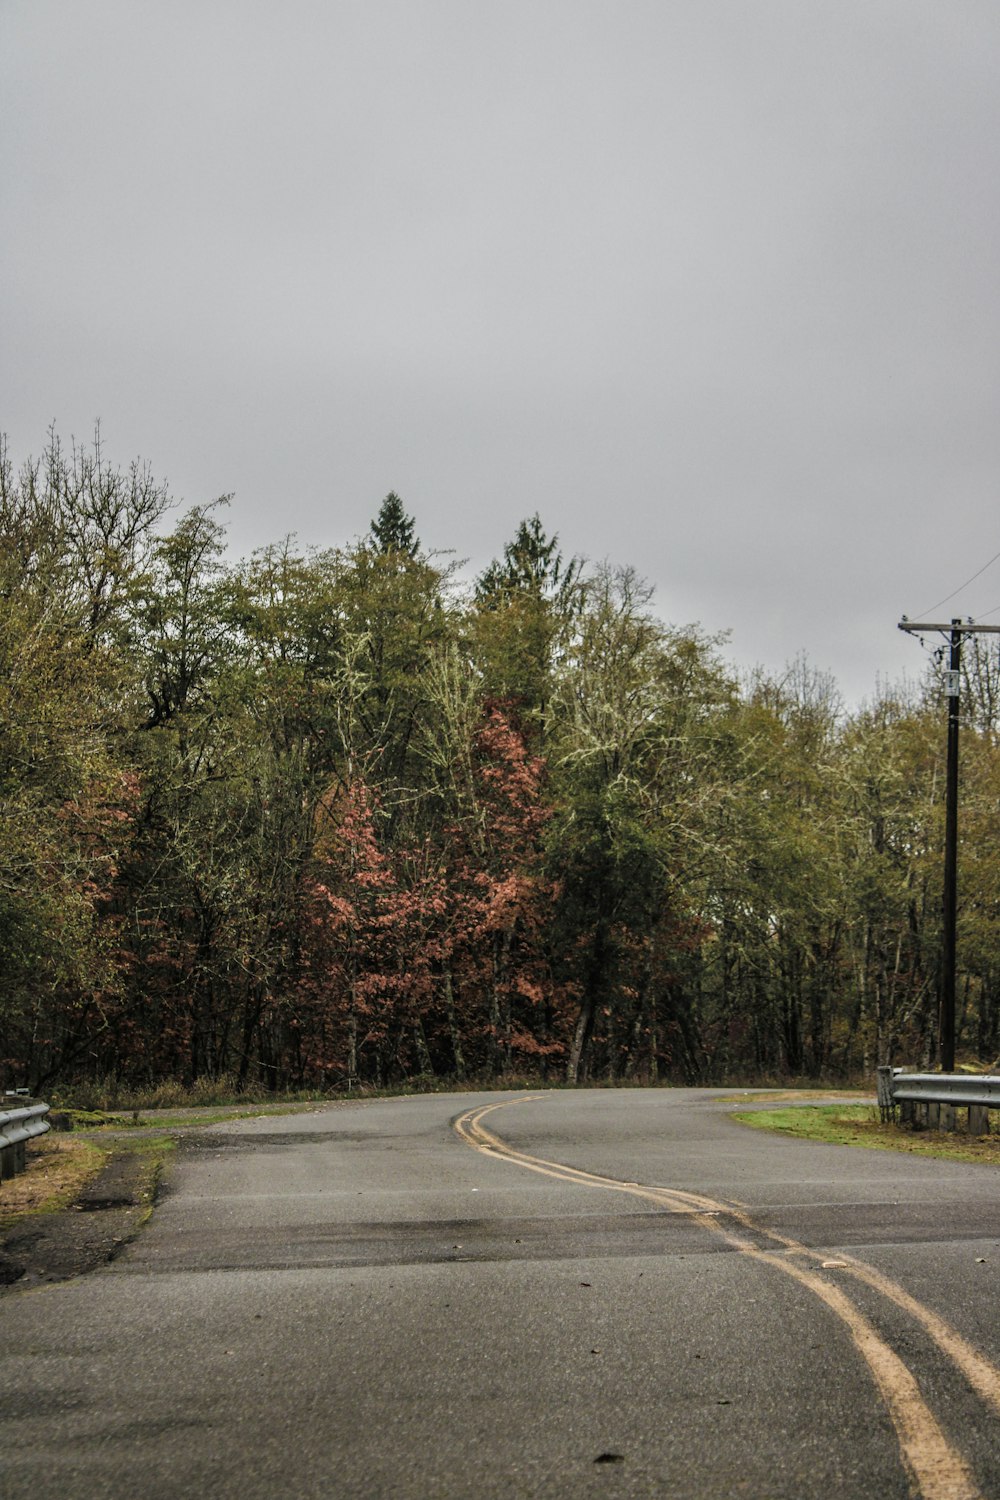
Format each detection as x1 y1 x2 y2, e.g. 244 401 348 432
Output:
969 1105 989 1136
0 1100 52 1180
926 1102 941 1129
938 1103 956 1133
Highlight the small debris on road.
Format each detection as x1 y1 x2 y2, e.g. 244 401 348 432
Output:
594 1453 624 1465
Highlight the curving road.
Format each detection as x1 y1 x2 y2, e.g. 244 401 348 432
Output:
2 1088 1000 1499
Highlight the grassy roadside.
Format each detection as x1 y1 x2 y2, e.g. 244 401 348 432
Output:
57 1100 328 1132
723 1089 869 1105
0 1137 106 1227
0 1132 174 1231
731 1103 1000 1165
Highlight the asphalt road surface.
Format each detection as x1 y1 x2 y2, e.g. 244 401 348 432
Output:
2 1088 1000 1500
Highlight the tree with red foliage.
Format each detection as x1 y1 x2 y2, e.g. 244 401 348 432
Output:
298 780 437 1086
413 670 564 1078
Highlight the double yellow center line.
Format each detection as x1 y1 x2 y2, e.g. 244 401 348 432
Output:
454 1096 1000 1500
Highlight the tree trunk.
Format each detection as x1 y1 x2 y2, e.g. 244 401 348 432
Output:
567 996 595 1085
413 1018 434 1077
488 929 513 1076
347 951 358 1085
443 966 466 1080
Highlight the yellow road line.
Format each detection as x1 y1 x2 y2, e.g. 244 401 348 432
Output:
457 1096 1000 1409
837 1255 1000 1423
454 1096 988 1500
750 1249 979 1500
649 1181 1000 1424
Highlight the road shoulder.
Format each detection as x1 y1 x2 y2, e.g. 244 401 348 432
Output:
0 1143 167 1292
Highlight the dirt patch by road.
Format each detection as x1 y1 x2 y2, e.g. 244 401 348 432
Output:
0 1145 166 1292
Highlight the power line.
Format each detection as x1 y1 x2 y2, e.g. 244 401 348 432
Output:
972 600 1000 622
919 544 1000 617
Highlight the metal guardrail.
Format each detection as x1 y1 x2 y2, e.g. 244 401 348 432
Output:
0 1101 51 1181
877 1067 999 1134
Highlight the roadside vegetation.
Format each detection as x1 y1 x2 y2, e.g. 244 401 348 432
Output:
4 429 1000 1100
0 1132 172 1231
732 1103 1000 1165
49 1073 328 1114
0 1137 106 1227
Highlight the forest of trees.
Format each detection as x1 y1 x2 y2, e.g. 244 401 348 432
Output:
3 430 1000 1095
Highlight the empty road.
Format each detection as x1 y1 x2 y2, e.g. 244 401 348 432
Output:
2 1088 1000 1499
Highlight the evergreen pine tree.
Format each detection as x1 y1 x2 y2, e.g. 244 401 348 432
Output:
369 492 419 557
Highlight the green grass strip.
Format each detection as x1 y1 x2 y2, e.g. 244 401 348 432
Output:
731 1104 1000 1165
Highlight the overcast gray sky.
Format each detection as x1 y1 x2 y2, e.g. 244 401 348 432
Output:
3 1 999 704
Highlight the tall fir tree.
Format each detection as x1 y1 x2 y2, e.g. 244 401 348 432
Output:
369 492 419 558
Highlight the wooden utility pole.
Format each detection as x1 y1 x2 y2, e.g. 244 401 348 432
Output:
898 618 1000 1070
